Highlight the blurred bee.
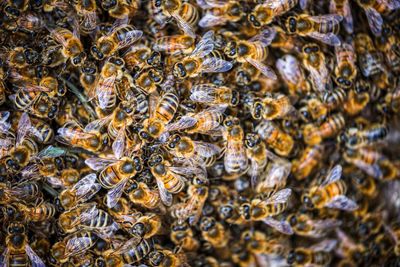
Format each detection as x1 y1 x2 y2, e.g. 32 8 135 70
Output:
287 239 337 267
375 25 400 73
126 213 162 239
57 173 101 210
7 47 41 69
190 83 239 107
91 23 142 60
124 180 162 210
47 27 86 66
170 221 199 251
286 14 342 46
343 147 385 179
248 0 297 28
244 133 268 188
80 60 99 94
292 145 323 180
302 165 358 211
104 236 153 266
355 0 400 36
3 0 29 16
334 43 357 89
198 0 244 28
271 25 303 53
241 230 287 256
351 171 377 198
340 124 388 149
255 120 294 156
336 229 366 266
330 0 353 33
152 0 198 37
199 216 229 248
321 88 347 111
230 242 256 267
147 246 187 267
356 212 383 238
255 153 291 193
240 188 293 234
16 202 56 222
134 67 164 95
384 223 400 256
302 43 331 92
73 0 98 34
218 202 247 225
287 213 341 238
0 222 46 267
224 28 277 80
303 113 345 145
276 54 311 95
382 83 400 113
154 34 195 58
251 93 295 120
344 88 370 116
173 31 232 79
354 33 386 77
101 0 139 19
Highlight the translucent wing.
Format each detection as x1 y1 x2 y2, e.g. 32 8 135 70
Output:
37 145 67 158
85 157 117 171
308 32 341 46
265 188 292 204
65 237 93 256
196 0 226 7
313 219 342 230
352 160 383 179
117 29 143 49
153 36 193 52
199 13 226 28
96 76 116 109
224 138 248 174
299 0 309 9
365 7 383 36
191 31 215 58
115 236 141 254
72 203 99 226
190 84 218 103
262 217 294 235
84 115 112 132
106 178 128 208
165 116 198 132
80 11 97 33
26 245 46 267
17 112 31 145
112 128 126 159
325 195 358 211
249 27 276 46
310 239 337 252
276 55 301 85
342 0 354 33
245 57 277 80
194 141 221 157
309 14 343 24
170 165 206 178
201 57 233 73
156 178 173 206
172 13 196 38
387 0 400 9
321 165 342 187
74 173 97 191
0 111 11 133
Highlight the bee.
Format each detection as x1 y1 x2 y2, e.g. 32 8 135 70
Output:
153 34 195 56
241 230 287 256
343 88 370 116
48 27 86 66
334 43 357 89
287 239 337 267
240 188 293 234
224 28 277 80
104 236 153 266
147 247 187 267
0 222 46 267
57 173 101 210
255 153 291 193
170 221 199 251
343 147 385 179
248 0 297 28
184 105 226 136
251 93 295 120
126 213 162 239
356 0 400 36
199 216 229 248
91 23 142 60
302 43 331 92
173 31 233 79
16 202 56 222
354 33 386 77
80 60 99 95
170 177 209 224
7 47 41 69
134 67 164 95
255 120 294 156
73 0 98 34
0 181 41 206
376 24 400 72
336 229 366 266
244 133 268 188
101 0 139 19
340 124 388 149
357 212 383 238
222 116 248 176
276 54 311 95
384 224 400 256
152 0 199 37
351 171 377 198
302 165 358 211
321 88 347 111
190 83 239 107
198 0 244 28
287 213 341 238
303 113 346 145
292 145 323 180
124 180 162 209
329 0 353 33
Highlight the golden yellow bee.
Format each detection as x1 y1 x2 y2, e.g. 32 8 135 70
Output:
287 239 337 267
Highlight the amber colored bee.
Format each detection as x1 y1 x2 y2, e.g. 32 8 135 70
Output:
375 25 400 73
303 113 345 145
190 83 239 107
7 47 41 69
198 0 244 28
16 202 56 222
101 0 139 19
199 216 229 248
126 213 162 239
251 93 295 120
322 87 347 111
134 67 164 95
301 43 331 92
287 213 341 238
287 239 337 267
247 0 297 28
344 89 370 116
170 221 199 251
73 0 98 34
292 145 323 180
255 120 294 156
302 165 358 211
80 60 99 95
154 34 195 56
351 171 378 198
242 230 287 256
340 124 388 149
244 133 268 187
354 33 386 77
104 237 154 266
0 181 41 206
334 43 358 88
124 180 161 209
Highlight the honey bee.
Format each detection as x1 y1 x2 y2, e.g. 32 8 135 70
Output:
356 212 383 238
302 43 331 92
276 54 311 95
241 230 287 256
303 113 346 145
354 33 386 77
47 27 86 66
16 201 56 222
152 0 199 37
125 213 162 239
343 89 370 116
335 229 366 266
183 105 226 136
222 116 248 176
80 60 99 94
292 145 323 180
170 221 199 251
287 213 342 238
351 171 377 198
0 222 46 267
134 67 164 95
153 34 195 56
0 181 41 206
251 93 295 120
173 31 233 79
341 124 388 149
57 173 101 210
334 43 357 88
101 0 139 19
73 0 98 34
190 83 239 107
91 23 143 60
104 236 153 266
321 88 347 111
224 28 277 80
244 133 268 187
7 47 41 69
248 0 297 28
199 216 229 248
198 0 244 28
255 120 294 156
343 147 385 179
302 165 358 211
124 180 162 209
240 188 293 234
147 246 187 267
287 239 337 267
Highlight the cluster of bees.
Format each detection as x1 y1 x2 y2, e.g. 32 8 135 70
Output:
1 0 400 266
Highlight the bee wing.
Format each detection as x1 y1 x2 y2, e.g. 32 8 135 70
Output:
80 11 97 33
299 0 309 9
352 159 383 179
75 203 99 225
165 116 198 132
0 111 11 133
199 13 227 28
194 141 221 157
65 237 93 257
245 57 277 80
74 173 97 191
57 121 87 141
47 176 64 188
225 139 248 174
321 164 342 186
84 115 112 132
310 239 337 252
262 217 294 235
0 248 8 267
96 76 116 109
342 1 354 33
313 218 342 231
201 57 233 73
190 84 218 103
190 30 215 58
307 32 341 46
249 158 263 189
260 164 288 189
17 112 32 145
112 128 126 159
325 195 358 211
156 178 173 206
26 245 46 267
117 29 143 49
85 157 117 171
276 55 301 85
169 165 204 179
365 7 383 36
249 27 276 46
106 177 129 208
115 236 142 254
388 0 400 9
37 145 67 158
172 13 196 38
265 188 292 204
309 14 343 24
196 0 226 8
